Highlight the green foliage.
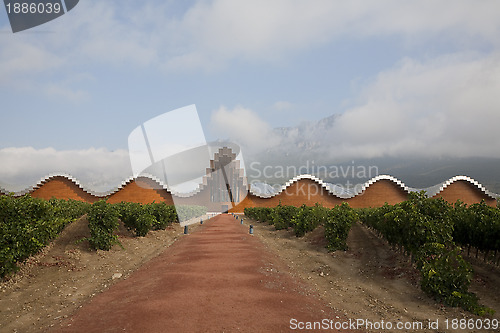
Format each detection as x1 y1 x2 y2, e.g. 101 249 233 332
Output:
271 203 298 230
417 243 493 315
0 195 89 278
86 200 120 250
291 205 310 236
244 207 273 223
417 243 471 301
48 198 90 220
387 196 453 253
88 201 204 247
324 203 357 251
245 205 290 227
134 210 155 237
291 204 328 237
116 201 151 236
361 192 453 255
149 202 177 230
452 200 500 255
116 202 180 237
0 195 203 276
356 204 393 233
116 202 142 233
449 200 471 250
358 193 496 315
245 202 355 251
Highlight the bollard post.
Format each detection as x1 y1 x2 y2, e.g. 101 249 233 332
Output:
249 225 253 234
184 225 188 235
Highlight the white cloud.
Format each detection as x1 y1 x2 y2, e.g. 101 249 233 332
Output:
0 39 64 93
42 1 161 66
210 105 281 153
0 1 161 100
167 0 500 69
44 83 89 102
3 0 500 88
327 52 500 158
273 101 294 111
0 147 132 192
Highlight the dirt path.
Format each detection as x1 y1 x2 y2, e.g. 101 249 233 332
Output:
51 214 354 333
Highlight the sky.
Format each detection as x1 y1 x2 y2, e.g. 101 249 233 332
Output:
1 0 500 191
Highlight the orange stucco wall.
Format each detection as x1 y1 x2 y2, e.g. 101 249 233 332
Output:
17 176 497 209
229 179 410 212
346 179 409 208
106 178 174 205
30 177 99 203
433 180 496 207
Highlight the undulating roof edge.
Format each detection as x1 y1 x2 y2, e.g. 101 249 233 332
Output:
1 173 498 200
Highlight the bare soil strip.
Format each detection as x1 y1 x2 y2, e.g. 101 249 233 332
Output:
250 219 500 333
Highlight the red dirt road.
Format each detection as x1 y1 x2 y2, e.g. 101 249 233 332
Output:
53 214 354 332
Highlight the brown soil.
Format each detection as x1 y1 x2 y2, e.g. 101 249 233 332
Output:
250 220 500 333
0 215 498 333
0 216 199 332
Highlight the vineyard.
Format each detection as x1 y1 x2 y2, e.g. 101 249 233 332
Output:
0 195 206 277
86 201 206 250
1 192 499 330
245 193 500 316
244 202 358 251
0 195 90 277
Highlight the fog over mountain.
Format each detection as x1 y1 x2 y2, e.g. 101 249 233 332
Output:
241 114 500 194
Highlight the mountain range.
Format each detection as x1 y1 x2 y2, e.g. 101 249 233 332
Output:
245 114 500 194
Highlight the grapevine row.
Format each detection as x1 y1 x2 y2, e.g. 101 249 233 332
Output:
86 202 207 250
244 202 358 251
358 192 497 316
1 195 207 277
0 195 90 277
